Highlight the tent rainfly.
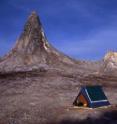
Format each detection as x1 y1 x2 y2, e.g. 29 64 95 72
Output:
73 85 110 108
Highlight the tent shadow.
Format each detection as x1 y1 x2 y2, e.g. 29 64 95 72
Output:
48 110 117 124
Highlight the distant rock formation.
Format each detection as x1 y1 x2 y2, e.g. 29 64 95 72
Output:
0 11 78 73
0 11 108 75
101 51 117 74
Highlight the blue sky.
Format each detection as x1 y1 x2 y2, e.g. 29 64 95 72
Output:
0 0 117 60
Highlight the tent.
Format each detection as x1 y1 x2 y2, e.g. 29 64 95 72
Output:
73 85 110 108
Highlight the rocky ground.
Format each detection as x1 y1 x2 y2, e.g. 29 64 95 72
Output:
0 70 117 124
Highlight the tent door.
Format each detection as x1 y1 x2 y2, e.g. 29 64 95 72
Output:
77 94 88 107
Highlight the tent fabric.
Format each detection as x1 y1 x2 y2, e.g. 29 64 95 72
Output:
86 86 107 101
73 85 110 108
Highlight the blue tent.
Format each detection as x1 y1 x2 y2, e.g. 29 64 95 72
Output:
73 85 110 108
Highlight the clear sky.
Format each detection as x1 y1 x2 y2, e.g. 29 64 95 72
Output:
0 0 117 60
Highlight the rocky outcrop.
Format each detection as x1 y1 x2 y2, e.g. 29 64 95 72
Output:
0 11 104 75
0 12 78 73
100 52 117 75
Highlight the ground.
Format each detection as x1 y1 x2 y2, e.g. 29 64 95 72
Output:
0 70 117 124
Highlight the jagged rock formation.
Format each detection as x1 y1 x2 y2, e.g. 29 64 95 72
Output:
0 12 79 73
0 11 102 75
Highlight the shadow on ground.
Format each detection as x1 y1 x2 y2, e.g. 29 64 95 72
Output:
48 110 117 124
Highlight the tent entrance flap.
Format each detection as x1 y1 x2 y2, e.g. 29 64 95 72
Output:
77 94 88 107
